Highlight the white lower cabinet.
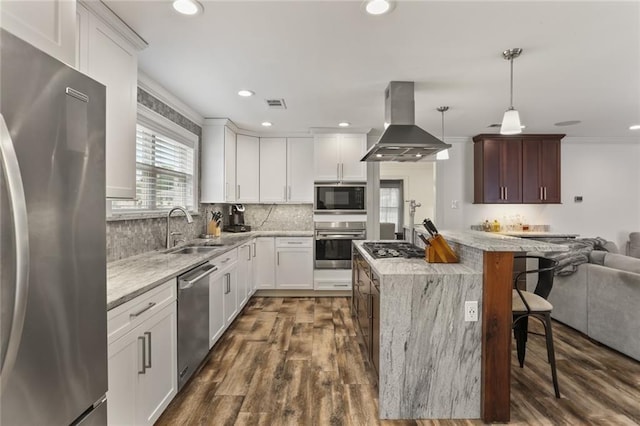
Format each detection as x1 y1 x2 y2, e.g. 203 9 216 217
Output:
254 237 276 289
209 251 239 348
275 238 313 290
237 242 253 306
107 281 177 426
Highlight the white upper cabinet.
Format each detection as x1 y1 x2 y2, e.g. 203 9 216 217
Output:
287 138 314 203
77 1 147 199
201 121 237 203
339 134 367 181
259 138 287 202
236 134 260 203
260 137 313 203
314 134 367 182
224 127 237 203
0 0 76 66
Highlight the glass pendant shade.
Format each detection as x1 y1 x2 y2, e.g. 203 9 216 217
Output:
436 149 449 160
500 108 522 135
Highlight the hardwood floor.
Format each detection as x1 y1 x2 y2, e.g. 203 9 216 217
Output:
156 297 640 425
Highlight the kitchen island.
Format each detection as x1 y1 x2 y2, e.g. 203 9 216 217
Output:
353 230 568 422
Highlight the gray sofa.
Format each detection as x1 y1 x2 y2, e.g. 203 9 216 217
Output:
549 251 640 361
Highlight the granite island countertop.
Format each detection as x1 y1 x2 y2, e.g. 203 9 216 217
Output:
107 230 312 310
410 228 570 253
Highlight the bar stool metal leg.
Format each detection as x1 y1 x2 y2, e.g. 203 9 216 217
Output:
543 313 561 398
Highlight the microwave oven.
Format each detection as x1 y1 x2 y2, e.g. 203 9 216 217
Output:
314 184 366 214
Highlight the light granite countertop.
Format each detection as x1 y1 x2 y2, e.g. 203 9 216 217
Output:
497 231 579 238
107 230 312 310
353 241 479 277
410 228 570 253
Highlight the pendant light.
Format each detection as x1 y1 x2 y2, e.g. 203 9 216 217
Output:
436 106 449 160
500 48 523 135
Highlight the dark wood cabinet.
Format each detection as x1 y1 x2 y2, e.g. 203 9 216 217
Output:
522 138 561 203
352 251 380 376
473 134 564 204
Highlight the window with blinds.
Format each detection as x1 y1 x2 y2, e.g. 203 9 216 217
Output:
112 123 196 212
380 180 404 232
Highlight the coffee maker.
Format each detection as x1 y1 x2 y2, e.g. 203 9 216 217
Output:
223 204 251 233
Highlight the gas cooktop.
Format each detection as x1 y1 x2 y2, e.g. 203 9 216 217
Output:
362 242 425 259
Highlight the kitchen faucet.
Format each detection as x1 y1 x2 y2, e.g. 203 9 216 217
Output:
405 199 421 244
166 206 194 249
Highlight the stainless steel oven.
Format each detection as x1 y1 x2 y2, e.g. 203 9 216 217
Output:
314 183 366 214
314 222 366 269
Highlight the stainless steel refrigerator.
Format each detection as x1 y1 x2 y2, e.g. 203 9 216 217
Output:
1 29 108 425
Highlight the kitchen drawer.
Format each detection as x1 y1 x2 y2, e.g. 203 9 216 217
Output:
276 237 313 248
108 280 176 344
214 247 238 265
314 279 352 291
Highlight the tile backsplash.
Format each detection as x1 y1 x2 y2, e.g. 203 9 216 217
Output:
241 204 313 231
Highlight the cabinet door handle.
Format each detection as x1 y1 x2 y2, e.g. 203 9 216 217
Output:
226 182 229 199
499 186 503 200
337 164 340 180
221 257 231 264
288 186 291 201
138 336 146 374
130 302 156 318
253 242 256 257
277 252 280 265
237 185 241 200
504 186 508 200
144 331 152 369
543 187 547 200
247 246 251 261
284 186 287 200
539 187 543 200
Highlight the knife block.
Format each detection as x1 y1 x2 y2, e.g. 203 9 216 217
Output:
425 235 459 263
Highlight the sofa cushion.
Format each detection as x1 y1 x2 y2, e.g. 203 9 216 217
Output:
602 253 640 275
589 251 607 265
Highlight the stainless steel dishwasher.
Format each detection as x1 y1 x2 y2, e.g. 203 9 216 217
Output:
177 262 217 391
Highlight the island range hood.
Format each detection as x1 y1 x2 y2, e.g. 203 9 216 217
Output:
361 81 451 162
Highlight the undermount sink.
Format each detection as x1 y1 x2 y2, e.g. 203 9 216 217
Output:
168 245 220 254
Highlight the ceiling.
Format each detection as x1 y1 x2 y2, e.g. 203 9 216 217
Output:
105 0 640 139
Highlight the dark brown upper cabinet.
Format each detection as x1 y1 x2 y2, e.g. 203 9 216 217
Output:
473 134 564 204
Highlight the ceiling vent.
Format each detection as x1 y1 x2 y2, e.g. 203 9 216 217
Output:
265 98 287 109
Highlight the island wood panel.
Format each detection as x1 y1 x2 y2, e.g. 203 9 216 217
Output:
481 251 514 422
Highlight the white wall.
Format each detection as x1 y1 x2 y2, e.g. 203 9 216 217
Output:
380 161 436 229
436 137 640 251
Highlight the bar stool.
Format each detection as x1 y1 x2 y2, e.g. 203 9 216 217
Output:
512 255 561 398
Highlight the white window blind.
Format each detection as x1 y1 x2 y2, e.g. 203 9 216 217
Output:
380 180 404 232
112 123 196 212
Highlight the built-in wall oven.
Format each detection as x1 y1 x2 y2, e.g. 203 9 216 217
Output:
314 221 367 269
314 183 366 214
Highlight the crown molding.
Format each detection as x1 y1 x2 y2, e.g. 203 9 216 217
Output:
79 0 148 50
138 71 204 126
310 127 372 135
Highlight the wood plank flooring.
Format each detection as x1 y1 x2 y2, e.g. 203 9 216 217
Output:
156 297 640 425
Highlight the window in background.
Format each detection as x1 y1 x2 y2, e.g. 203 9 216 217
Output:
111 107 198 214
380 180 404 232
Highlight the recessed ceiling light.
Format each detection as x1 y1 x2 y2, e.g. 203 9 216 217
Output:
338 122 350 127
261 122 272 127
172 0 203 15
376 154 383 158
630 124 640 130
415 154 422 158
238 90 254 97
365 0 394 15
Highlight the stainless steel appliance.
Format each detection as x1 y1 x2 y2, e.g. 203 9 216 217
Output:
314 222 366 269
361 81 451 162
177 262 217 391
1 30 108 425
361 241 425 259
223 203 251 232
314 183 366 214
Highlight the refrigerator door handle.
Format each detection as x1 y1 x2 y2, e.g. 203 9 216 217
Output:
0 114 30 385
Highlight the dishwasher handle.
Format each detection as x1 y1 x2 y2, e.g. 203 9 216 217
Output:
179 263 218 290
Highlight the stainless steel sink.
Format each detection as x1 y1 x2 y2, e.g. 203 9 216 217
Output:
168 246 220 254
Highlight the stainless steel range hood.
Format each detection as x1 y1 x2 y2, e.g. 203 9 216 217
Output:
361 81 451 162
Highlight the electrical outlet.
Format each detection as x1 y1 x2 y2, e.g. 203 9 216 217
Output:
465 301 478 322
